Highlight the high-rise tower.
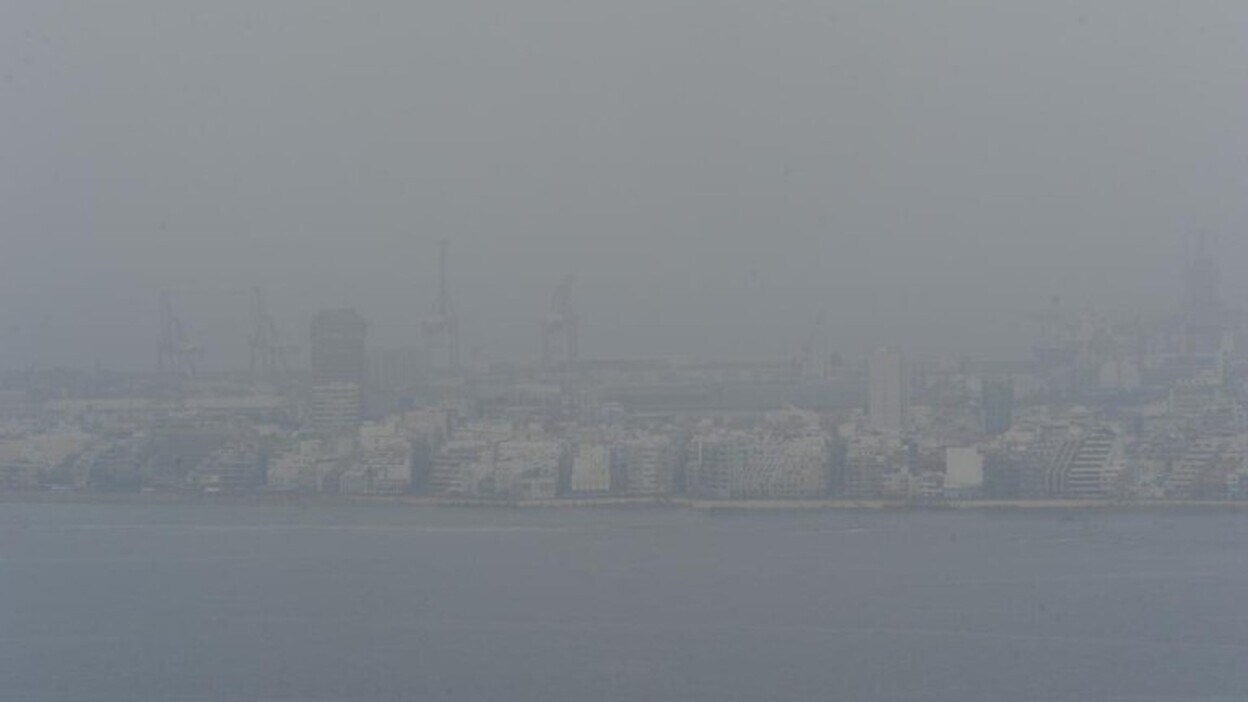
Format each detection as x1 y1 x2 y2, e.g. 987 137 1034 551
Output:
867 347 907 434
981 376 1014 435
309 308 367 433
310 308 367 386
1181 234 1225 355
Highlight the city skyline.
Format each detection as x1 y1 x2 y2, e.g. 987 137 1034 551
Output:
0 234 1236 375
7 3 1248 701
5 1 1248 369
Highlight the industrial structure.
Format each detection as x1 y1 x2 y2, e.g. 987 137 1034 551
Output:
156 290 203 379
245 287 297 386
541 274 578 370
423 240 461 372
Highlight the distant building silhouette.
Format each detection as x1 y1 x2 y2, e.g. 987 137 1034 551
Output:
982 377 1014 436
309 309 367 433
1180 235 1226 355
867 347 906 434
310 309 367 387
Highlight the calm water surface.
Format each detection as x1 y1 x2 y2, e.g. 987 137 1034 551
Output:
2 503 1247 701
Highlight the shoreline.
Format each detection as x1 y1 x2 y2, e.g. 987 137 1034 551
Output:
4 490 1248 513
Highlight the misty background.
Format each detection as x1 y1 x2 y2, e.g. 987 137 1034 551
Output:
3 1 1247 371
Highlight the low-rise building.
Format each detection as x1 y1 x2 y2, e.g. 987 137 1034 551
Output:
308 382 362 434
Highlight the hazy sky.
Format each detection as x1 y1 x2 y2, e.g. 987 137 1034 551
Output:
3 1 1246 370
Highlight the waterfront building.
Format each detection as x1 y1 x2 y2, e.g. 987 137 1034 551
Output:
981 377 1014 435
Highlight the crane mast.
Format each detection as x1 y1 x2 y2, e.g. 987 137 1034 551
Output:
423 239 461 372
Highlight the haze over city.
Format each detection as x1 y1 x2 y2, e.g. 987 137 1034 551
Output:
4 1 1248 370
7 4 1248 701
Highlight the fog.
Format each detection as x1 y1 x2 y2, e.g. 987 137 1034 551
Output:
3 1 1247 370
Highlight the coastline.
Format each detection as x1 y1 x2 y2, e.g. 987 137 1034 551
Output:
4 490 1248 512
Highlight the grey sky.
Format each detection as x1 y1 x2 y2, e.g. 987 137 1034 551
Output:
3 1 1246 370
